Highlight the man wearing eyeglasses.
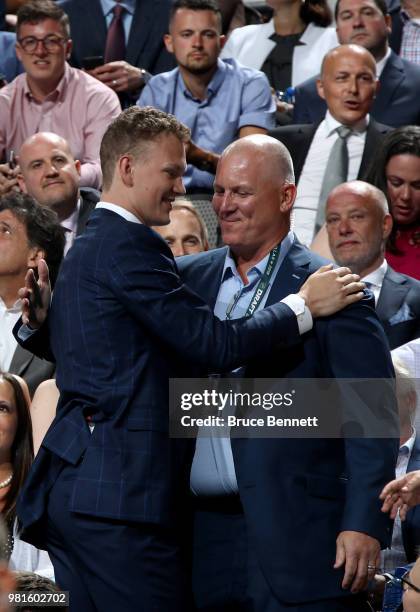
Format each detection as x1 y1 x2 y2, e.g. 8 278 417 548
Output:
0 0 121 193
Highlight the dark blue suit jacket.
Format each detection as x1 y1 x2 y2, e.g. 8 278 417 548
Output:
376 266 420 350
178 241 397 604
293 50 420 127
16 209 301 545
58 0 175 75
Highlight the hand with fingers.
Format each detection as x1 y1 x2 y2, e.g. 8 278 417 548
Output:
334 531 380 593
18 259 51 329
380 470 420 520
298 264 365 318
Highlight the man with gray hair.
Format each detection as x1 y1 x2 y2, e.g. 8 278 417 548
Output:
178 134 396 611
326 180 420 349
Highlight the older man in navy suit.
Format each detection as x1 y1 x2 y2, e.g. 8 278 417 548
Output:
177 134 397 611
14 108 366 612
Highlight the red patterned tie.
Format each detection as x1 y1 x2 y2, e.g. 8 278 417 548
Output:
104 1 126 63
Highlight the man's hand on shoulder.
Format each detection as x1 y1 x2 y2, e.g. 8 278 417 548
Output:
334 530 380 593
18 259 51 329
298 264 364 318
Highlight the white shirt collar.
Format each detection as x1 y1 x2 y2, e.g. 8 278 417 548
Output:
362 259 388 289
324 110 369 136
61 198 81 233
0 296 22 313
376 47 392 78
96 201 142 224
400 427 416 454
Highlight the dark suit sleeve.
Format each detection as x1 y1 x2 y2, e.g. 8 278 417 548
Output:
292 84 313 124
13 317 55 363
317 299 398 547
108 234 301 371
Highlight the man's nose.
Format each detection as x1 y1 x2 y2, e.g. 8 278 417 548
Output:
191 33 203 47
174 176 186 196
338 219 352 234
45 163 59 176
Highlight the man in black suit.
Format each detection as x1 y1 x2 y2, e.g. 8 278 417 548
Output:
326 180 420 350
0 192 65 397
58 0 175 101
293 0 420 127
270 44 390 248
17 133 99 255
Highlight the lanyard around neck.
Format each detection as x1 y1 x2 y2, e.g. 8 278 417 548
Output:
225 245 280 320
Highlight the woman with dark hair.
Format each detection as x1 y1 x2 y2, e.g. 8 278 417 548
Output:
0 372 53 578
367 126 420 280
221 0 338 92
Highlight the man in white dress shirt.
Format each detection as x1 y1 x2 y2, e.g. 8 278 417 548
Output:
325 180 420 350
270 44 391 247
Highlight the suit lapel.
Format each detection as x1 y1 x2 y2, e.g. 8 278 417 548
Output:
76 194 97 236
294 125 318 184
80 0 107 58
9 345 34 376
376 268 409 323
358 121 380 179
265 242 313 306
183 249 227 312
374 52 404 116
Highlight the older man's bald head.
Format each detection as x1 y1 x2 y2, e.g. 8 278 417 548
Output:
18 132 81 222
326 180 392 276
221 134 295 185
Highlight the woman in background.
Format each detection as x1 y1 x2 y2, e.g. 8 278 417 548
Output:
367 126 420 281
221 0 337 91
0 372 53 579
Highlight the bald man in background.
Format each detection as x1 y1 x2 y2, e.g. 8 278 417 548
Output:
326 180 420 350
153 201 209 257
18 132 99 254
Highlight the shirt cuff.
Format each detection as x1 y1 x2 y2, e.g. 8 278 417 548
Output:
281 294 313 335
18 324 37 341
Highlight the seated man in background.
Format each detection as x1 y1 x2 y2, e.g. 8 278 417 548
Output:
138 0 275 195
293 0 420 127
58 0 176 103
325 180 420 350
0 0 121 191
153 201 209 257
270 44 390 248
17 132 99 254
0 192 65 396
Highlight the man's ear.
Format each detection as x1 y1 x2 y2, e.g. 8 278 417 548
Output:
219 34 226 50
119 155 135 187
74 159 81 177
27 247 46 270
17 173 27 193
385 13 392 36
316 78 326 101
164 34 174 54
279 183 297 213
65 38 73 61
383 213 393 241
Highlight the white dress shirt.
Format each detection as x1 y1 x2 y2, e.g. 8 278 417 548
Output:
61 198 81 255
380 428 416 572
362 260 388 306
0 297 21 371
293 111 368 247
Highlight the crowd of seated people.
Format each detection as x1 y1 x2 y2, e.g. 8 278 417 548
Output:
0 0 419 610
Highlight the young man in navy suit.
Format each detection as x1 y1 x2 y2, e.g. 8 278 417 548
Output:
14 107 365 612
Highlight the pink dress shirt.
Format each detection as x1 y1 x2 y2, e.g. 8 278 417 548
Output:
0 63 121 189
